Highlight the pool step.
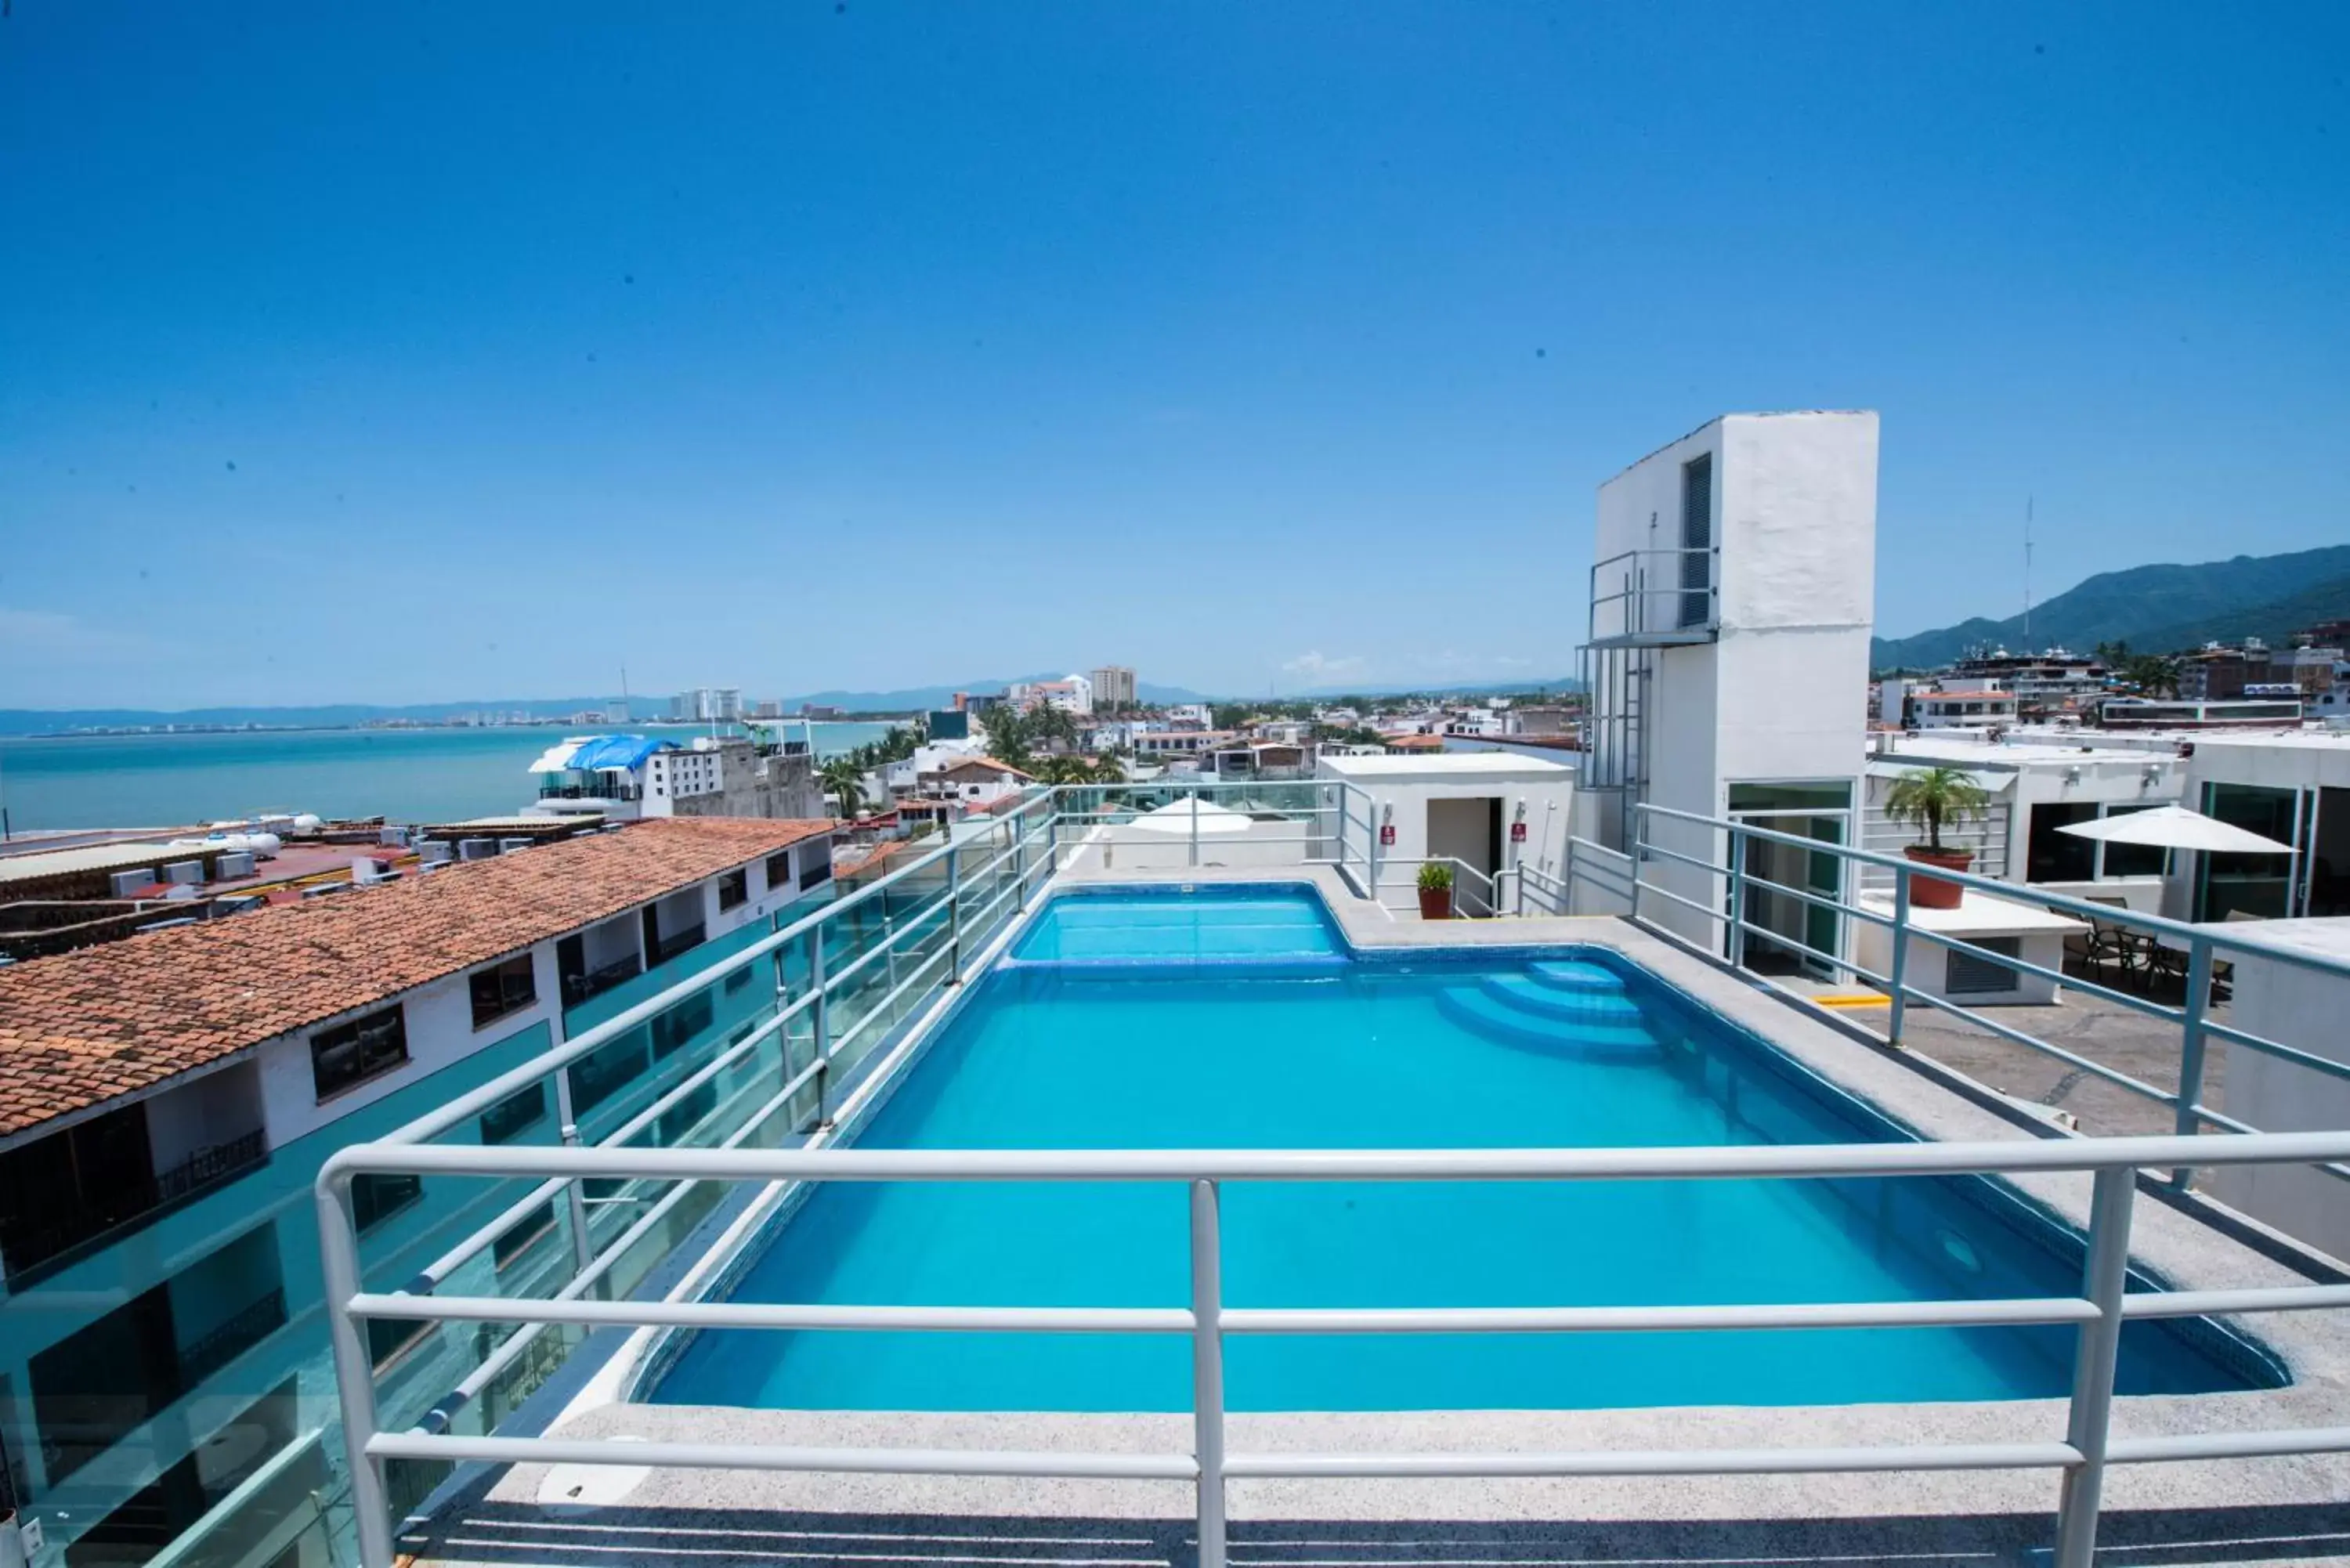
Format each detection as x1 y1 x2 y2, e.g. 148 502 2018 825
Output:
1524 959 1628 996
1477 974 1647 1028
1435 985 1660 1060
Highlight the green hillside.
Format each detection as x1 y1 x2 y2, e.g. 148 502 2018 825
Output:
1871 545 2350 672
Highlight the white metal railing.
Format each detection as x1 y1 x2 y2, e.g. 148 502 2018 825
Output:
1622 802 2350 1192
318 1133 2350 1568
306 783 2350 1568
1588 544 1719 645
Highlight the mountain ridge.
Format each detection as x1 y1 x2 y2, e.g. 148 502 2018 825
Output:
1871 545 2350 671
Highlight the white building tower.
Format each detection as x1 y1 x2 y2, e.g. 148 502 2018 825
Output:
1578 411 1879 966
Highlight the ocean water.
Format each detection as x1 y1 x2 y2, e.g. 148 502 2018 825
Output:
0 722 898 831
653 888 2269 1413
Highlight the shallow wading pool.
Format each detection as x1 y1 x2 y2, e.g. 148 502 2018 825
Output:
651 884 2280 1412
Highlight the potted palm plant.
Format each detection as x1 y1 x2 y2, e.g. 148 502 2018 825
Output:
1417 860 1455 920
1882 765 1989 909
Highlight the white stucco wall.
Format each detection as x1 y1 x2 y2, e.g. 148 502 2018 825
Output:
1591 412 1878 952
1318 756 1575 914
144 1059 265 1171
2206 918 2350 1263
256 945 562 1148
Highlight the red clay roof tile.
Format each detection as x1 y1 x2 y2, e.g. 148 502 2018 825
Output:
0 817 833 1140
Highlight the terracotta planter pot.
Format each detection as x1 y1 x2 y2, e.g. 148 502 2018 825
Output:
1418 885 1455 920
1903 845 1973 909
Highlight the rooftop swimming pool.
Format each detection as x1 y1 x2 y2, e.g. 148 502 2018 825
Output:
653 884 2278 1413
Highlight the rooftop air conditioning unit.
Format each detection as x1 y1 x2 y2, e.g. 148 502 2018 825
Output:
457 838 497 861
418 840 454 865
499 837 533 854
215 851 257 879
379 826 411 847
110 869 153 898
163 860 204 885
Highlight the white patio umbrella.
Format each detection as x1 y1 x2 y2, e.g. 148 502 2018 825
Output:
2055 804 2294 855
1129 797 1253 836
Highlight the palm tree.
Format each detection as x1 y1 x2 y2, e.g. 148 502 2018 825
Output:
985 710 1034 770
1882 765 1988 853
2124 653 2180 699
1026 704 1079 753
819 757 866 820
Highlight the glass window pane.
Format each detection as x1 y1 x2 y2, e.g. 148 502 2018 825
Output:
2026 803 2097 883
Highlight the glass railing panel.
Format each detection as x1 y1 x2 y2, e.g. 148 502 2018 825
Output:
0 1018 559 1568
562 912 778 1036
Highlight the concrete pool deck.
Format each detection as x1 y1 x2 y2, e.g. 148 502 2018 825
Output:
407 865 2350 1566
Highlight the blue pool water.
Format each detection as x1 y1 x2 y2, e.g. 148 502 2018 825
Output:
1010 887 1343 965
655 887 2276 1412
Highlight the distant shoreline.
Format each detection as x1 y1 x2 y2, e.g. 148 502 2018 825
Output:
6 716 924 741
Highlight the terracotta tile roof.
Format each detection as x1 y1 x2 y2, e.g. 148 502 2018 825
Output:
930 757 1032 780
0 817 834 1143
833 839 909 880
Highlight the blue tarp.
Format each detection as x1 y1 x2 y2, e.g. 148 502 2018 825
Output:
565 735 671 772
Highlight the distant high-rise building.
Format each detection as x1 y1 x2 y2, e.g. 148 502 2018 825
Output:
1090 665 1137 711
672 687 745 722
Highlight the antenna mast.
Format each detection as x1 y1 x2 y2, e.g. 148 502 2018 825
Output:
2023 497 2034 650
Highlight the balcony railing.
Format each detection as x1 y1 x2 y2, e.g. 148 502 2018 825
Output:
320 1133 2350 1568
289 784 2350 1568
175 1285 290 1388
648 923 706 966
559 954 642 1009
1586 545 1719 647
537 783 643 802
1548 802 2350 1194
1 1127 269 1277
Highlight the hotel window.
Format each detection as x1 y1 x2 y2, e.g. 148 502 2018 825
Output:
766 851 792 889
718 869 749 911
468 954 537 1029
650 991 714 1059
479 1082 548 1145
1678 452 1714 629
367 1316 433 1373
799 850 833 891
351 1172 423 1234
493 1201 558 1272
311 1006 409 1100
2097 804 2168 879
2026 804 2099 883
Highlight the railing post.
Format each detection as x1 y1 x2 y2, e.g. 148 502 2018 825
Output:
1725 826 1746 968
1189 789 1200 868
1189 1179 1227 1568
1629 809 1644 923
1013 804 1028 893
1887 864 1912 1046
551 1067 594 1277
946 840 964 984
811 934 831 1126
2171 936 2214 1191
317 1172 399 1568
2054 1165 2135 1568
1334 786 1348 882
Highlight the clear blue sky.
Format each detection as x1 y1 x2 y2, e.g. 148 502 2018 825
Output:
3 2 2345 709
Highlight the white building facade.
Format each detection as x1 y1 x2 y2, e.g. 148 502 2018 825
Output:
1578 411 1879 972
